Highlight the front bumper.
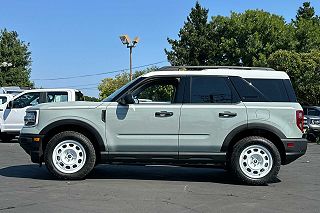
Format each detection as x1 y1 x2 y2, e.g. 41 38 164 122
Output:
281 138 308 165
19 133 44 163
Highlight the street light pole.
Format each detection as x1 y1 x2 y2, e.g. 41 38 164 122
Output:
119 35 140 81
129 46 133 80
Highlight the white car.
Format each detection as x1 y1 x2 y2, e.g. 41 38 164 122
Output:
0 88 83 141
0 94 13 106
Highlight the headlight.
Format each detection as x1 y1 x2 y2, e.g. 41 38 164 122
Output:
24 110 39 127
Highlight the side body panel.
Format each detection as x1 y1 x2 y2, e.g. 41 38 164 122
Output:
244 102 303 138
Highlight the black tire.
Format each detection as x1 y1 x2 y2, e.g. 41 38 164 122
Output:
44 131 96 180
0 133 16 142
230 136 281 185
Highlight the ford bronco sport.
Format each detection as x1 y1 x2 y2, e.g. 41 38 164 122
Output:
19 66 307 185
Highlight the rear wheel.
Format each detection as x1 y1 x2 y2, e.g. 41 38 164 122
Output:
44 131 96 180
230 136 281 185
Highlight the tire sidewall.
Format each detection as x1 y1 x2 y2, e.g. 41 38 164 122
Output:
231 137 281 185
44 131 96 180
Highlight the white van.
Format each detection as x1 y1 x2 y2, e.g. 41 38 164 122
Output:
0 89 83 141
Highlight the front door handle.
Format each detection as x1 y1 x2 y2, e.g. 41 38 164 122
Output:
155 111 173 117
219 111 237 118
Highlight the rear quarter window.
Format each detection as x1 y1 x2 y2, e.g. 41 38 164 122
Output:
245 79 290 102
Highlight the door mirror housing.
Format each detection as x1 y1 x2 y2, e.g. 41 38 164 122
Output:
6 101 13 109
118 94 135 105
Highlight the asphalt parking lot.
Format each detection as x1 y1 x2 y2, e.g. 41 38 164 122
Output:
0 141 319 213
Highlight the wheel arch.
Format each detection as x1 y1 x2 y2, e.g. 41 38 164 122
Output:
40 119 106 163
221 123 287 164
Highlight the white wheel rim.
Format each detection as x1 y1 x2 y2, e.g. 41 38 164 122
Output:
239 145 273 179
52 140 86 174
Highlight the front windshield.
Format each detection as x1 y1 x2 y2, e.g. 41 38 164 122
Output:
103 77 142 102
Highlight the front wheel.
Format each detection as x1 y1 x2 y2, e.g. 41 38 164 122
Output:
44 131 96 180
230 136 281 185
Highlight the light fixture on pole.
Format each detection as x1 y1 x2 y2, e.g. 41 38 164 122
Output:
0 62 13 72
0 62 13 68
119 35 140 81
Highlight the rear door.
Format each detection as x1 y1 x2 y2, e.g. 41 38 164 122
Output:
179 76 247 159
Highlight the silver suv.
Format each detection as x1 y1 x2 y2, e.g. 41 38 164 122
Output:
19 66 307 185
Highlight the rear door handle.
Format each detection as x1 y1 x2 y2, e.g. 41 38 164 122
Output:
219 111 237 118
155 111 173 117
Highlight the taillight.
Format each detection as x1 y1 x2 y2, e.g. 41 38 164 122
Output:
296 110 304 133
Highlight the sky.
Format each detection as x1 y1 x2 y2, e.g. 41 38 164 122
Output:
1 0 319 97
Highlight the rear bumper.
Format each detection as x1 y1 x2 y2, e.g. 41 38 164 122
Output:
281 138 308 165
19 133 44 163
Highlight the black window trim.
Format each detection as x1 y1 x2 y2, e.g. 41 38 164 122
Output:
12 92 44 109
117 76 187 104
184 75 241 104
44 91 69 103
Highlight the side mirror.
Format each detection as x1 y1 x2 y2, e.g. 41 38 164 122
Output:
118 94 135 105
6 101 13 109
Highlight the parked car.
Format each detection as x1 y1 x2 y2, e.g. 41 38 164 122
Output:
0 89 83 141
19 66 307 185
0 94 13 106
303 106 320 142
0 86 27 96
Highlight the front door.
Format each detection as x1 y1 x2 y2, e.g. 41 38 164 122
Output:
106 77 184 161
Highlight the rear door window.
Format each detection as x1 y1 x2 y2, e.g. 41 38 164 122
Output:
47 92 68 102
190 76 238 103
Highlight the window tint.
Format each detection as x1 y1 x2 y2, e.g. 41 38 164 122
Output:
47 92 68 102
133 78 179 104
13 92 40 108
308 109 320 116
230 77 266 102
283 80 297 102
246 79 289 102
191 76 233 103
75 92 84 101
0 97 7 104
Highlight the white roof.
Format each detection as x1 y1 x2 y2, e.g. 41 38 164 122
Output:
143 69 290 79
20 88 80 93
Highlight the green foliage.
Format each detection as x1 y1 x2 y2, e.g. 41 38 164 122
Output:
166 4 294 67
268 50 320 105
98 67 157 99
296 2 316 20
165 1 320 105
83 95 100 102
0 29 33 87
165 2 210 66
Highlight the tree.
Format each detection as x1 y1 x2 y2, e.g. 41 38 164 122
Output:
292 2 320 52
296 2 315 20
267 50 320 105
165 2 210 66
0 29 33 87
83 95 100 102
98 67 157 99
165 3 294 67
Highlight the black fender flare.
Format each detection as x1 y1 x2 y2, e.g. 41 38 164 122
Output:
40 119 106 152
220 123 286 152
